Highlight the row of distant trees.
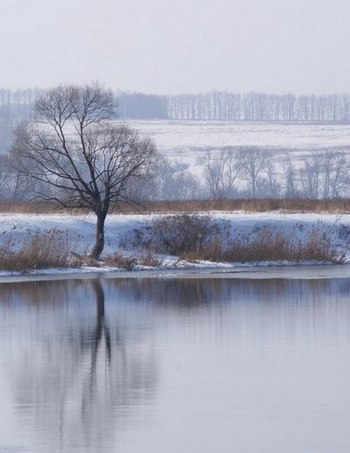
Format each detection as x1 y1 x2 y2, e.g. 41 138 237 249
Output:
155 149 350 201
3 147 349 203
1 87 350 204
167 92 350 122
2 88 350 124
1 88 350 155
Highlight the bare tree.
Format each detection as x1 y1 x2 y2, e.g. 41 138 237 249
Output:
11 83 157 258
299 155 323 199
156 159 200 200
321 152 348 199
281 153 299 198
204 150 240 200
0 155 12 199
261 152 280 197
238 148 267 198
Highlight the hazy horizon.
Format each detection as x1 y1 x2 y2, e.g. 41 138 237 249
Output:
1 0 350 95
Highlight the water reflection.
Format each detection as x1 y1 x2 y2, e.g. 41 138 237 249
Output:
0 279 157 453
105 276 350 306
1 276 350 452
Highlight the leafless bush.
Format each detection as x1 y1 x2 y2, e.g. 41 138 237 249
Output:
150 214 218 255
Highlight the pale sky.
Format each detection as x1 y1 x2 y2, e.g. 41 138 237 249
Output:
1 0 350 94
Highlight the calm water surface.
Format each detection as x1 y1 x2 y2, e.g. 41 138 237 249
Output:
1 274 350 452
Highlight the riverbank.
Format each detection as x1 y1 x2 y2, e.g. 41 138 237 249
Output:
0 210 349 277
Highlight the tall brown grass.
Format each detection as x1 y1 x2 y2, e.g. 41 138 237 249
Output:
138 198 350 214
1 198 350 214
188 227 341 264
0 229 73 271
143 214 342 264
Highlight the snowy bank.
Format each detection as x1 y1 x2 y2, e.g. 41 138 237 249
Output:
0 211 349 278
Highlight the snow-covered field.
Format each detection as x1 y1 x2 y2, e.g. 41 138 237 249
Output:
127 120 350 153
0 211 349 277
121 120 350 182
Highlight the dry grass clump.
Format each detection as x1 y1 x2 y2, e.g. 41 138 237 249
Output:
0 229 72 271
104 251 162 270
224 227 339 263
183 227 342 264
104 253 137 270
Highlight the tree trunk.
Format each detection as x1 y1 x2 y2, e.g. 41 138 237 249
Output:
91 211 107 259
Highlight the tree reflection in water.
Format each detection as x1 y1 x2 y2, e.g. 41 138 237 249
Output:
2 276 350 452
2 279 157 453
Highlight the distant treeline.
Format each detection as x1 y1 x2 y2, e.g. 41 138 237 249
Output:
2 88 350 126
117 92 168 119
0 88 41 152
166 92 350 122
119 91 350 121
0 88 39 116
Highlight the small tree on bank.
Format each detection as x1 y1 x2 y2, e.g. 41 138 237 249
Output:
12 83 157 258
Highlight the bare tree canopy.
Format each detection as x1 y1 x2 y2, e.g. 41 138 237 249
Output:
12 83 158 258
238 148 268 198
204 150 240 200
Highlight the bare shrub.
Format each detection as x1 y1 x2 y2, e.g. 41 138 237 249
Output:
151 214 218 255
0 229 72 271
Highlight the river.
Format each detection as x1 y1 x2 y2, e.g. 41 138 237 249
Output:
1 268 350 452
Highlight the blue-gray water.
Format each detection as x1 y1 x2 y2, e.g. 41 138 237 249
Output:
1 274 350 452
